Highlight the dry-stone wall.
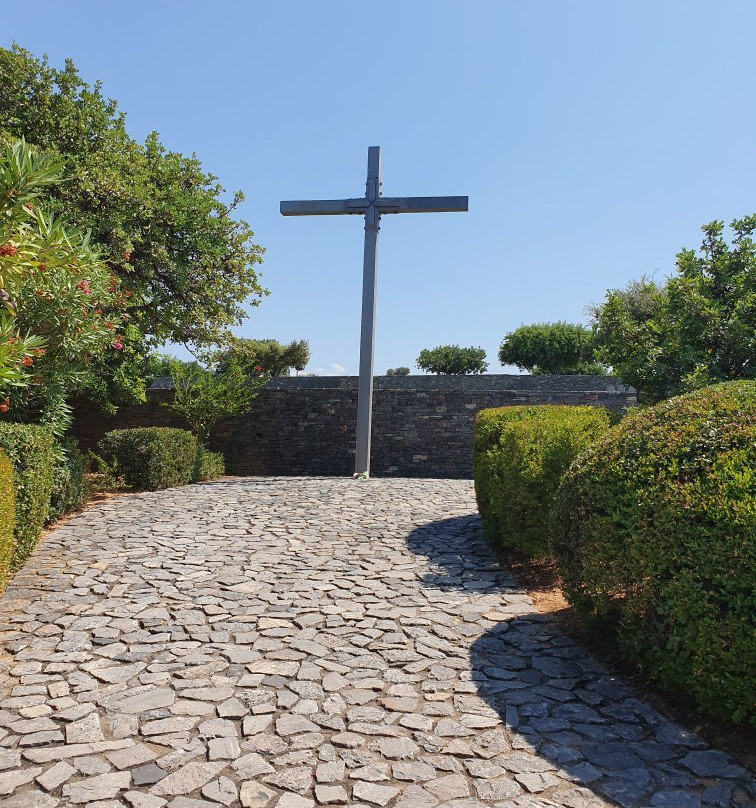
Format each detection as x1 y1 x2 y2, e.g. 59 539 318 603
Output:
70 375 636 478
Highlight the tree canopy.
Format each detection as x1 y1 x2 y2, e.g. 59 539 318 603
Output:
217 338 310 377
0 45 267 350
165 358 267 446
416 345 488 375
498 322 606 375
591 216 756 401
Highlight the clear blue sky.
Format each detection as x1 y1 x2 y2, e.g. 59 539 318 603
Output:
7 1 756 374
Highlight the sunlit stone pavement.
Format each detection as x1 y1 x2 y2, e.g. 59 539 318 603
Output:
0 477 752 808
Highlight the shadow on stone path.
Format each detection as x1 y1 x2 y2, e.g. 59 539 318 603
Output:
406 514 755 808
0 478 751 808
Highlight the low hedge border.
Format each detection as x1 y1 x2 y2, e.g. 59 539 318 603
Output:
553 381 755 725
0 423 55 569
0 449 15 590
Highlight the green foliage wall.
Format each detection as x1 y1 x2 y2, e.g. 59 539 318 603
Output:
0 423 55 568
553 381 756 725
0 449 15 590
98 427 197 491
473 405 611 556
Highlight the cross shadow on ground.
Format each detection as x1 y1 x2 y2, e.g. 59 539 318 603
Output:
405 515 755 808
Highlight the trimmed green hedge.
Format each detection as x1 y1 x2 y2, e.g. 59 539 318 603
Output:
0 450 15 590
48 438 89 522
0 423 55 568
193 447 225 482
98 427 197 491
554 381 756 725
473 404 612 556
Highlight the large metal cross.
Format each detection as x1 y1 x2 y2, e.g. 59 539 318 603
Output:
281 146 468 477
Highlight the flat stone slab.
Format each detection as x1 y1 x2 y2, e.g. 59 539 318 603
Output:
0 477 752 807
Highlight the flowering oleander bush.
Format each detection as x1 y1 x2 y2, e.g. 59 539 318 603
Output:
0 315 45 402
0 140 127 435
10 260 128 433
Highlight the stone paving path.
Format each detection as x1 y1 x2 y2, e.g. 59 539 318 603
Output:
0 477 752 808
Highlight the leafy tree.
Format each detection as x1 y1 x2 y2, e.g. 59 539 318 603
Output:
165 358 268 447
416 345 488 375
0 45 267 353
498 322 607 375
217 338 310 377
386 366 410 376
82 322 166 411
591 216 756 401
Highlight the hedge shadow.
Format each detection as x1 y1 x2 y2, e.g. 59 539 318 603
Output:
404 515 755 808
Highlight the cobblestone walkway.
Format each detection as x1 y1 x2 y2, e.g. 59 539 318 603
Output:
0 478 752 808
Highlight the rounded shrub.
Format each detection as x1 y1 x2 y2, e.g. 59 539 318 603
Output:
0 423 55 568
98 427 198 491
554 381 755 725
473 404 612 556
0 450 16 590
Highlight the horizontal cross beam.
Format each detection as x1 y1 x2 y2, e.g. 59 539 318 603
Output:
280 199 366 216
379 196 468 214
280 195 468 217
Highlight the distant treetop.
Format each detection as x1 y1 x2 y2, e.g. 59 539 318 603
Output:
217 338 310 377
416 345 488 375
498 322 607 375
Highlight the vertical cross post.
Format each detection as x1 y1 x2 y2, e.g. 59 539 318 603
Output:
280 147 467 479
355 146 381 476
